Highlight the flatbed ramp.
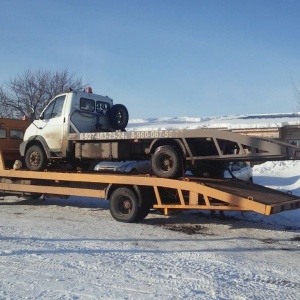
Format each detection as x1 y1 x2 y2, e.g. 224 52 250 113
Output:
179 177 300 215
0 165 299 221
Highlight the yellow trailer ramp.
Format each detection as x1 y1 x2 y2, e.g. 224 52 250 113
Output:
153 177 300 216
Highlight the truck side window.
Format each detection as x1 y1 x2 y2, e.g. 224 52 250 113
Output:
43 96 66 119
0 129 6 139
51 96 65 118
10 130 24 140
80 98 95 112
43 101 55 119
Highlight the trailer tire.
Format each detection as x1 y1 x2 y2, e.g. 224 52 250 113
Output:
25 145 46 171
151 146 182 178
109 187 139 223
135 207 151 221
109 104 129 130
135 190 152 221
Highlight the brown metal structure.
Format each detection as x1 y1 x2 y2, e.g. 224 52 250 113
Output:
0 118 30 163
0 151 299 222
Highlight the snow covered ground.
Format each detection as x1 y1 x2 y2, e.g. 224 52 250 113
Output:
1 114 300 299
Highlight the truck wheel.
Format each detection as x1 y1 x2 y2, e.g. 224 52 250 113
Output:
109 104 129 130
25 145 46 171
151 146 182 178
109 187 139 223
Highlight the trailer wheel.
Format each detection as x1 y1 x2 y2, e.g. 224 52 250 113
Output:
151 146 182 178
109 104 129 130
109 187 139 222
135 190 152 221
135 206 151 221
25 145 46 171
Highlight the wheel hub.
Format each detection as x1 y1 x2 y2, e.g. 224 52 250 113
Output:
123 200 132 210
163 158 171 167
29 151 40 166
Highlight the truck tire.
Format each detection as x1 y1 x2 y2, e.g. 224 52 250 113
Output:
151 146 182 179
25 145 46 171
109 187 139 223
109 104 129 130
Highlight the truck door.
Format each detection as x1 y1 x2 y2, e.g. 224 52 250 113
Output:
36 95 66 153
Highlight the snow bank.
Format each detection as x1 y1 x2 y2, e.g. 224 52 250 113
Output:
128 112 300 131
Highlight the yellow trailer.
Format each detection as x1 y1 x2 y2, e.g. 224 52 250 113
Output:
0 152 299 223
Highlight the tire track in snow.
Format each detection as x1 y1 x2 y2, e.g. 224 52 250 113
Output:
1 200 300 299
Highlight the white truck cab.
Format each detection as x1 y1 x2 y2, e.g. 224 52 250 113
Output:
20 88 129 171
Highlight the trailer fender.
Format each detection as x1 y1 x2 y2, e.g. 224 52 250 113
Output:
106 184 155 208
106 184 143 203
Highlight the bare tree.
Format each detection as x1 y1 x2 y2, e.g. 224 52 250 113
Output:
0 69 82 120
0 86 16 118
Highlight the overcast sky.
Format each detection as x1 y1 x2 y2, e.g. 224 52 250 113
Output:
1 0 300 118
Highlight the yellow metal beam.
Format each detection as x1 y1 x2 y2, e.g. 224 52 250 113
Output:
0 183 106 198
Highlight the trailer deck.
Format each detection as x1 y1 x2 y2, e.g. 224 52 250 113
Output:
0 150 299 221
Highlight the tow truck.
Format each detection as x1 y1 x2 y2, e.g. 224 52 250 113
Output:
18 87 300 179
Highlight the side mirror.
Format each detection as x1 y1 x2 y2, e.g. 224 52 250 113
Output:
39 113 44 120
